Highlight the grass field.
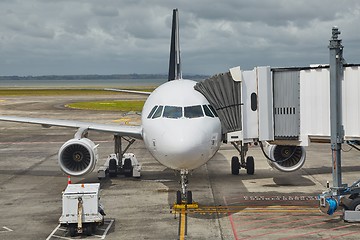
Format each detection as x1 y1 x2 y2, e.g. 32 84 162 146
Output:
0 88 150 111
66 100 145 112
0 88 154 96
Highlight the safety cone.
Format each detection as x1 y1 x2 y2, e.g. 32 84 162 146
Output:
67 175 71 185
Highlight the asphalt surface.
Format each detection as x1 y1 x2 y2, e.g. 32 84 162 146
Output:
0 93 360 239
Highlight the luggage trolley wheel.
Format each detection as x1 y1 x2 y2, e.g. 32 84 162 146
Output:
349 197 360 211
69 225 76 237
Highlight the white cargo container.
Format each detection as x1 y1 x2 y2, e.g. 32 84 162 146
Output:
59 183 104 237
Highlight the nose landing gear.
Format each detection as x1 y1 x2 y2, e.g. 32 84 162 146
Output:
176 170 192 204
173 169 198 209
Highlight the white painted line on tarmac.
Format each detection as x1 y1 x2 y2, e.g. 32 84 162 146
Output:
51 235 72 240
1 226 13 233
45 224 61 240
46 219 114 240
101 219 114 240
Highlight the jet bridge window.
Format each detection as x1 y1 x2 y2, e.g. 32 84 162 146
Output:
163 106 182 119
147 106 158 118
202 105 214 117
184 105 204 118
152 105 163 119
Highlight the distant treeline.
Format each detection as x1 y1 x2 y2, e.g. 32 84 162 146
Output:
0 74 209 80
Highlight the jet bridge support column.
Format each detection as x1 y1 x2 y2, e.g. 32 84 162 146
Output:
319 27 345 215
329 26 345 190
319 27 360 219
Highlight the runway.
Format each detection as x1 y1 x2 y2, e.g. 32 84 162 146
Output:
1 93 360 239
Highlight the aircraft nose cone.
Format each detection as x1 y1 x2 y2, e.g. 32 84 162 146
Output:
161 127 204 154
156 127 207 170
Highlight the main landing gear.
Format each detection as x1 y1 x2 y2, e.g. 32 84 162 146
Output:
175 169 194 205
97 135 141 179
231 142 255 175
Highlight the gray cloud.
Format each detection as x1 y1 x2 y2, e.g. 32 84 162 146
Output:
0 0 359 76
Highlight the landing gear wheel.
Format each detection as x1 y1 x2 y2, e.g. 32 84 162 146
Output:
349 198 360 211
123 158 133 177
176 190 182 204
187 191 193 204
246 156 255 175
231 156 240 175
108 158 117 178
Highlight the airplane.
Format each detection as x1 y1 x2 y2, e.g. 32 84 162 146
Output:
0 9 306 204
0 9 222 204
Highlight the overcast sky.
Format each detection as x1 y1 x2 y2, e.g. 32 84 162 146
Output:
0 0 359 76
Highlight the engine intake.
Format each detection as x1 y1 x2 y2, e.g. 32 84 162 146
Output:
267 145 306 172
58 138 98 176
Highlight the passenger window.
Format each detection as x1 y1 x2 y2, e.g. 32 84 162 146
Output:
203 105 214 117
147 106 158 119
184 105 203 118
208 105 218 117
163 106 182 119
152 105 163 119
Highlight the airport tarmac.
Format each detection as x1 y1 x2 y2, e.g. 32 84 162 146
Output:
0 93 360 239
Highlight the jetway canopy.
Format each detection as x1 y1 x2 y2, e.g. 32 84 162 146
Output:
194 71 242 134
195 66 273 143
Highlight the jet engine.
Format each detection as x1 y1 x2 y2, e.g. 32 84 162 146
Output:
58 138 98 176
267 145 306 172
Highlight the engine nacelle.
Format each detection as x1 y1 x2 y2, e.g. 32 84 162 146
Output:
58 138 98 176
267 145 306 172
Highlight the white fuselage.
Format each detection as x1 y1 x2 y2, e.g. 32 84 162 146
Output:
141 79 222 170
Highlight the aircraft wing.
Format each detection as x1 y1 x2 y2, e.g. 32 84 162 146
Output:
104 88 152 95
0 115 143 139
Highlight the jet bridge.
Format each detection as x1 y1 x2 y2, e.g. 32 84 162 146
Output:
195 26 360 221
195 66 274 144
195 55 360 176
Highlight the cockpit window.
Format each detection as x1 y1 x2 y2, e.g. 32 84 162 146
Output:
203 105 214 117
152 105 163 119
163 106 182 119
147 106 158 119
208 105 218 117
184 105 203 118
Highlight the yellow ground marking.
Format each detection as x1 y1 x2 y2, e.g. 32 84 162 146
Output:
173 202 199 210
112 118 131 125
179 208 186 240
0 100 5 102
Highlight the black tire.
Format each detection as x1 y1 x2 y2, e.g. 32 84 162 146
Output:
176 190 182 204
84 224 92 236
349 198 360 211
123 158 133 177
69 226 76 237
246 156 255 175
187 191 193 204
109 158 117 178
91 223 97 233
231 156 240 175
